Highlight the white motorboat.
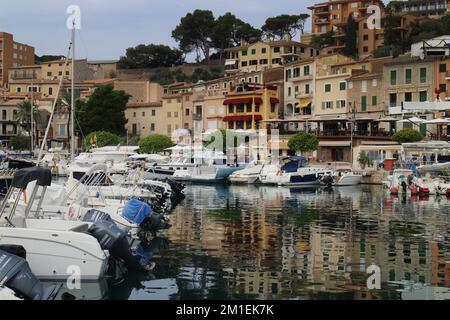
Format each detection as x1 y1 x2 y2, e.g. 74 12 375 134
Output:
260 156 332 186
0 168 109 280
229 162 264 184
320 169 363 186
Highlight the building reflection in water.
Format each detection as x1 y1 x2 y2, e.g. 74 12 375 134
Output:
128 184 450 300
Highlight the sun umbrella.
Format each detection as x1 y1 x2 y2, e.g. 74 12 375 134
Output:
424 118 450 125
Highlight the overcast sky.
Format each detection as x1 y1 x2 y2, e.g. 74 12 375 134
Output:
0 0 388 61
0 0 320 60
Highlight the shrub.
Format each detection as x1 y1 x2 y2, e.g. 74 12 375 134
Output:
138 134 173 153
288 132 318 154
82 131 121 151
392 128 423 143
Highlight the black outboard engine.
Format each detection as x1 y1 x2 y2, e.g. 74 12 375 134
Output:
322 174 334 188
0 246 60 300
86 218 153 272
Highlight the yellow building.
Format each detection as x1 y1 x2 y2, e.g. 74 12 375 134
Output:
41 58 93 81
0 32 35 87
223 83 279 130
225 39 319 75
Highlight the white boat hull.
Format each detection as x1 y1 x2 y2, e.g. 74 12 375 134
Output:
0 221 109 280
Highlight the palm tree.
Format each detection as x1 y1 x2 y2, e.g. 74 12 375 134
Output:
15 100 40 135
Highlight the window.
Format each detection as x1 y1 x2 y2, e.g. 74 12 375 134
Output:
404 92 412 102
47 72 52 77
254 76 258 83
48 88 53 95
246 104 252 112
261 48 267 54
363 34 369 41
58 71 63 76
348 81 353 89
185 109 190 116
255 104 260 112
250 60 257 66
142 112 145 117
389 93 397 107
152 109 156 116
185 95 190 101
167 125 172 134
174 112 178 118
133 112 136 117
167 112 172 117
420 67 427 83
228 105 234 114
272 58 281 65
304 65 310 76
241 61 248 67
405 69 412 84
132 123 138 135
390 70 397 85
339 82 346 91
66 71 70 76
305 84 310 94
59 124 66 136
363 46 369 53
419 90 427 102
325 84 331 92
271 104 276 113
372 79 377 87
273 47 280 53
259 59 268 65
293 68 300 77
322 101 333 109
228 122 234 129
361 80 367 93
2 110 6 120
236 104 244 113
251 49 256 55
150 123 155 131
439 83 446 93
372 96 377 106
336 100 346 108
16 87 21 93
285 69 291 81
439 64 446 73
361 96 367 112
242 50 247 56
288 87 292 96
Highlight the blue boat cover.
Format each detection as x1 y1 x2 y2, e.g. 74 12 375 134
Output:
122 199 153 225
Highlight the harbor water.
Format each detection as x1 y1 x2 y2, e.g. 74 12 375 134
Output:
54 184 450 300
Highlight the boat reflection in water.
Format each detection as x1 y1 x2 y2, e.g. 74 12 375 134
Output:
51 184 450 300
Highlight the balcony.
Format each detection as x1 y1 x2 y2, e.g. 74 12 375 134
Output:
317 129 392 139
295 91 313 99
192 113 203 121
10 72 38 80
314 18 329 24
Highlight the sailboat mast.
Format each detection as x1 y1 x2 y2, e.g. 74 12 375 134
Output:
70 21 75 160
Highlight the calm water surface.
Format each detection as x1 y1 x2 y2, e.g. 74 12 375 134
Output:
64 184 450 300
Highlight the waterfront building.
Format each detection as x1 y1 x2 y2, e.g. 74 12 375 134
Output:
0 99 21 146
41 58 93 82
161 83 186 141
224 39 319 75
381 53 438 134
0 32 35 87
223 82 279 131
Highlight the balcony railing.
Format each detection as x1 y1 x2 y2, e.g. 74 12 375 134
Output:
317 130 392 137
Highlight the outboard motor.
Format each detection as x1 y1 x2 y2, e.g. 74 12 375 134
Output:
123 199 171 238
322 175 334 188
86 218 153 272
0 246 60 300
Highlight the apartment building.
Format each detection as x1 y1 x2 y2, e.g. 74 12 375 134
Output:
382 54 437 133
0 99 20 145
115 80 163 138
225 39 319 75
284 58 316 131
390 0 448 18
41 58 93 82
308 0 385 34
0 32 35 87
332 14 385 58
223 82 279 130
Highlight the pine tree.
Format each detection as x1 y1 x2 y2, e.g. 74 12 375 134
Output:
344 15 358 58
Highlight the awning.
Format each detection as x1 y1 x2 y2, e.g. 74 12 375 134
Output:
270 97 280 104
223 98 252 105
223 115 253 121
299 98 312 108
319 141 352 147
254 97 263 104
225 60 237 66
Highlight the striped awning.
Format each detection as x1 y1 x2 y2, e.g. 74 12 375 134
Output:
223 98 252 105
299 98 312 108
